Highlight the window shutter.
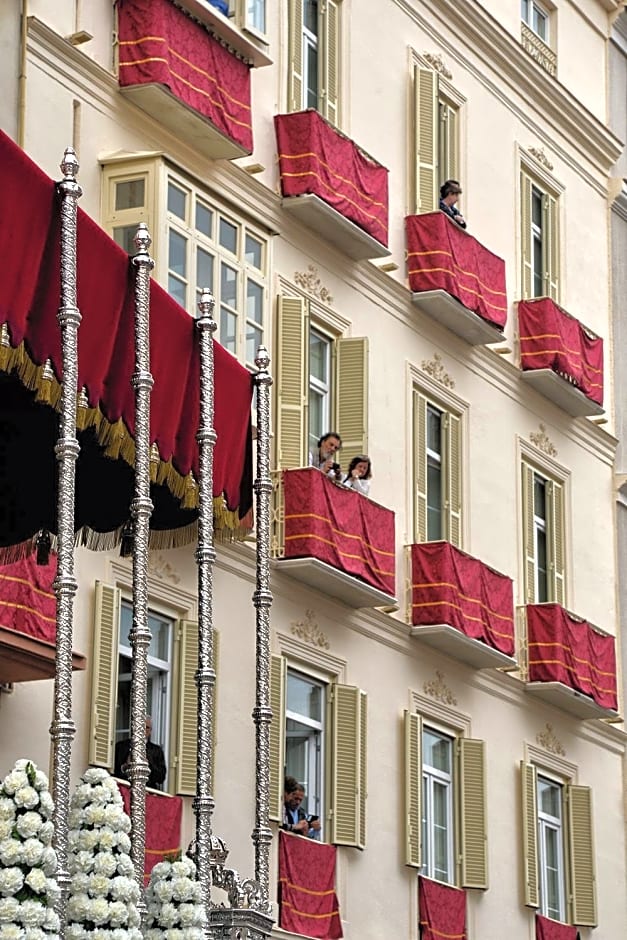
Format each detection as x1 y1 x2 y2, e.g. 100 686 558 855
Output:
522 462 536 603
321 0 340 126
174 620 199 796
521 171 533 299
521 761 539 908
335 336 368 470
438 100 458 183
89 582 121 768
445 411 462 548
275 295 309 469
404 711 422 868
414 66 438 214
330 684 367 848
459 739 488 889
287 0 304 112
567 785 597 926
269 654 286 822
549 479 565 605
413 390 428 542
543 192 559 301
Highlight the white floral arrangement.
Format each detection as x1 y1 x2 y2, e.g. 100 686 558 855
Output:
0 758 60 940
66 767 141 940
144 856 206 939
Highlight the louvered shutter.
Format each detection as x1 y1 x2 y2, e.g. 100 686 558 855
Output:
321 0 340 126
459 739 488 888
269 654 287 821
445 411 462 548
335 336 368 469
521 171 533 299
521 761 539 908
414 66 438 213
404 711 422 868
89 582 121 768
438 101 458 182
413 390 428 542
522 462 537 603
287 0 304 112
276 295 308 469
549 479 565 605
330 684 367 848
543 192 559 301
174 620 199 796
567 784 597 926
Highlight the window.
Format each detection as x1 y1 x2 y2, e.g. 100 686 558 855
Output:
521 761 597 926
89 581 217 796
522 460 565 604
270 654 367 848
413 390 462 546
103 158 268 369
236 0 266 36
405 711 487 888
288 0 340 125
275 294 368 471
521 0 549 43
521 169 559 301
413 64 463 213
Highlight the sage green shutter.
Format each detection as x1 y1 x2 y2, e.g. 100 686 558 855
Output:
522 462 537 603
404 711 422 868
174 620 199 796
321 0 340 126
276 296 309 469
549 479 565 605
438 100 458 183
459 739 488 888
287 0 303 112
413 390 428 542
330 684 367 848
543 192 559 301
335 336 368 469
567 784 597 926
414 66 438 213
89 582 121 768
269 654 287 821
445 411 462 548
521 761 539 908
521 171 533 299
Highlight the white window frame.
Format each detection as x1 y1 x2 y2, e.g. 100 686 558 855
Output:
426 403 444 543
308 326 333 455
537 772 566 922
422 726 455 884
532 471 549 603
302 0 320 111
530 184 544 299
521 0 550 43
285 668 325 832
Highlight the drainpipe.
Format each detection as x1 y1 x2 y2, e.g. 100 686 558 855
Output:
17 0 28 148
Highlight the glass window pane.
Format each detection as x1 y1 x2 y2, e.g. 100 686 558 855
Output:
427 406 442 454
423 729 451 774
168 182 187 220
538 778 561 818
427 459 442 541
115 178 145 211
534 476 546 520
219 217 238 253
245 234 263 269
169 229 187 276
197 248 214 293
168 275 186 308
287 672 322 722
310 332 328 383
247 280 263 324
247 0 266 32
120 602 133 648
147 611 170 661
306 42 319 109
221 263 237 307
220 310 237 352
247 324 263 366
113 225 139 255
195 201 213 237
305 0 318 33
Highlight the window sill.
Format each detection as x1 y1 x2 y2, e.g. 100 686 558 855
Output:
272 557 397 609
411 290 505 345
520 369 604 417
410 624 517 671
525 680 620 721
180 0 272 66
282 194 391 262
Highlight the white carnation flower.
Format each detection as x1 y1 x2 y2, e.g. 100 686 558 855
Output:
0 897 19 923
114 854 134 877
88 896 110 925
16 812 42 839
0 925 22 940
32 770 48 792
171 860 192 878
24 928 47 940
153 879 173 902
1 770 28 796
110 875 138 902
83 805 106 827
45 877 60 901
171 875 194 901
104 805 128 830
69 872 90 894
77 830 100 852
14 787 39 810
0 867 24 896
0 840 21 867
38 820 54 845
88 873 110 897
97 827 116 851
108 900 129 928
38 792 54 819
158 901 180 928
24 868 47 894
0 824 11 843
82 768 109 786
128 906 141 928
40 845 57 876
66 924 87 940
67 892 90 921
19 899 47 927
44 907 60 932
150 860 171 879
72 850 94 874
115 832 131 853
21 838 44 866
92 852 117 877
0 801 15 822
179 901 201 926
72 784 92 808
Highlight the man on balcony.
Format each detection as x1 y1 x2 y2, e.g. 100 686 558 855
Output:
309 432 343 482
439 180 467 229
282 776 321 839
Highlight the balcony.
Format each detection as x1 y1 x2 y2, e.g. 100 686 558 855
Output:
278 832 342 939
406 213 507 345
274 110 391 261
522 603 618 720
117 0 255 160
409 542 516 670
419 877 466 940
271 468 396 609
518 298 604 416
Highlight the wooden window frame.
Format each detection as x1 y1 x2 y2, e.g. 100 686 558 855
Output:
519 155 563 302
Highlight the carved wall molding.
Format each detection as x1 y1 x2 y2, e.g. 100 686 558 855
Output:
290 610 330 650
147 552 181 584
421 352 455 389
423 670 457 706
294 265 333 304
528 146 554 172
423 52 452 81
529 423 558 457
536 723 566 756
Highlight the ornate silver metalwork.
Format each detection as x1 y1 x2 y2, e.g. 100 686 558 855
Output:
51 147 82 935
194 288 218 932
128 223 155 911
251 346 273 906
203 837 273 940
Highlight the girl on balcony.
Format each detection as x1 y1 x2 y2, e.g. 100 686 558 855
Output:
342 455 372 497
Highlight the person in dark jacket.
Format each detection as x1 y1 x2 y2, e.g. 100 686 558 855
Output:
439 179 467 229
282 775 321 839
114 715 167 790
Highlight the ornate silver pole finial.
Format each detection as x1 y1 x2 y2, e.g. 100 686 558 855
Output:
51 146 83 935
194 287 218 933
251 344 273 905
128 224 155 917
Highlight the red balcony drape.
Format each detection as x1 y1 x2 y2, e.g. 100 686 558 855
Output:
283 469 395 596
117 0 253 153
275 110 389 245
527 604 617 711
518 298 603 405
418 876 466 940
0 554 56 644
410 542 515 656
536 914 578 940
117 781 182 884
278 831 343 939
406 213 507 328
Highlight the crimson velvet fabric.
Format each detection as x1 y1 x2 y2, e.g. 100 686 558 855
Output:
0 554 56 643
527 604 617 711
117 781 182 885
278 831 343 939
411 542 515 656
117 0 253 152
274 110 389 245
518 298 603 405
406 213 507 328
536 914 579 940
418 876 466 940
283 468 395 596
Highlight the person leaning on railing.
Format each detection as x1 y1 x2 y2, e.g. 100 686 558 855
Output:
282 776 321 840
439 179 467 229
309 431 343 483
342 455 372 497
